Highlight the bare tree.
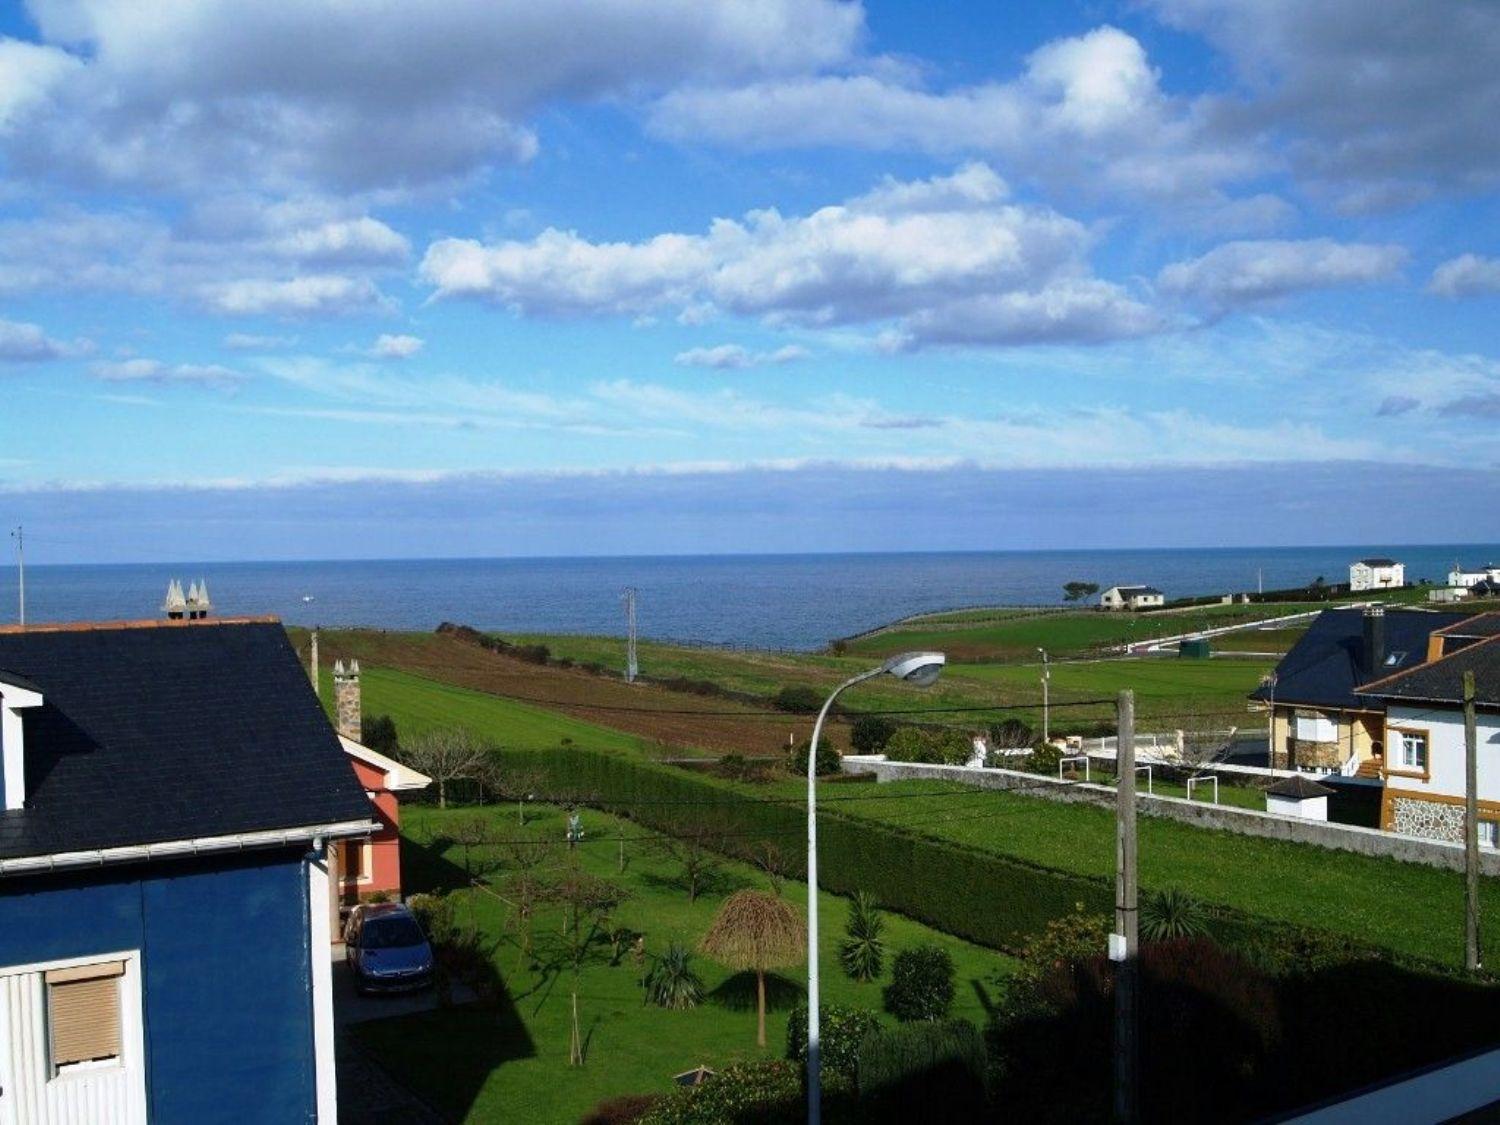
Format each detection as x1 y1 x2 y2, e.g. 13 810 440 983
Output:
473 756 548 823
548 871 629 1066
399 727 488 808
749 839 794 897
501 837 554 959
653 825 725 903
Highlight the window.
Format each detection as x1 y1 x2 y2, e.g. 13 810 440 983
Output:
1481 820 1499 850
342 839 372 885
45 961 124 1075
1397 731 1428 772
1295 714 1337 743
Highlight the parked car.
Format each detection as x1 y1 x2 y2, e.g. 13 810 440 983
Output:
345 903 435 994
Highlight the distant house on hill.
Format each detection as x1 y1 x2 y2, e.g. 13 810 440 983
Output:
0 617 376 1122
1100 585 1164 611
1349 558 1404 591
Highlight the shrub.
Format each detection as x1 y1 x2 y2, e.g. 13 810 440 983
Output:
714 754 751 780
849 716 898 755
640 1060 801 1124
986 718 1034 749
786 739 842 777
883 727 971 766
884 945 955 1022
406 892 459 948
839 891 886 983
642 942 705 1010
1141 888 1209 942
1024 740 1063 776
580 1094 660 1125
785 1003 881 1083
361 713 399 756
773 684 825 714
857 1019 987 1116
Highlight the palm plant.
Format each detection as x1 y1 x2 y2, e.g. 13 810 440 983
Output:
1141 887 1208 942
642 942 705 1010
839 891 886 982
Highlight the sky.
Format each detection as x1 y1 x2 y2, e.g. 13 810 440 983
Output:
1 0 1498 562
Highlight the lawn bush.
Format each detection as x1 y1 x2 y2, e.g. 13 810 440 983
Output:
986 718 1034 749
786 739 842 777
785 1003 881 1084
857 1019 987 1118
361 712 399 755
849 716 898 755
839 891 885 982
882 727 971 766
640 1060 802 1124
580 1093 660 1124
642 942 705 1010
884 945 955 1022
1141 887 1209 942
774 684 825 714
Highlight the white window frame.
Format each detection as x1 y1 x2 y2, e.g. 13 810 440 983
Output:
0 949 145 1090
1480 820 1499 850
1397 730 1428 772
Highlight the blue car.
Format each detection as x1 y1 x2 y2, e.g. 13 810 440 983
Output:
345 903 435 994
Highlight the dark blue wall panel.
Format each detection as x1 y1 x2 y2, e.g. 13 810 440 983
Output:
0 849 315 1124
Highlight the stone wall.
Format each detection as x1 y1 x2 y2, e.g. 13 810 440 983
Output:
843 755 1500 877
1390 795 1465 843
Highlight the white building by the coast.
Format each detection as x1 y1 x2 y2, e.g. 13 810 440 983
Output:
1349 558 1404 592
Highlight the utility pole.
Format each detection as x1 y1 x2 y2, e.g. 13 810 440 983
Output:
9 526 22 627
622 587 638 684
1265 672 1278 768
1113 689 1138 1124
1465 670 1481 972
1037 648 1051 743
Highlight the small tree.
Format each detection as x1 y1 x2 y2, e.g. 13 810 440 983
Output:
361 713 399 756
850 715 898 755
549 871 629 1065
786 738 842 777
701 890 807 1048
1063 581 1099 603
450 814 494 884
654 827 725 904
884 945 955 1022
839 891 886 983
502 837 554 958
642 942 705 1010
749 840 794 897
773 684 825 714
399 727 488 808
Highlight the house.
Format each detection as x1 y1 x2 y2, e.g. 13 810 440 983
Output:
1248 606 1473 773
1100 585 1164 611
326 658 430 916
1349 557 1404 591
0 618 377 1123
1448 564 1500 589
1357 613 1500 842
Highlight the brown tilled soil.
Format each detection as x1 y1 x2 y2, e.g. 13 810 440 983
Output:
293 627 842 756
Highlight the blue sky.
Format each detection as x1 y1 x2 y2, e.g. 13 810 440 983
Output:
2 0 1498 562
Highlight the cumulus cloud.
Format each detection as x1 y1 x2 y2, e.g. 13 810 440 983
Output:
3 0 862 194
224 332 297 351
1428 254 1500 299
0 317 83 362
674 343 808 369
421 164 1161 349
1148 0 1500 206
1440 394 1500 418
651 26 1266 211
199 275 391 317
369 333 424 359
1375 395 1420 417
91 358 242 387
1157 239 1406 307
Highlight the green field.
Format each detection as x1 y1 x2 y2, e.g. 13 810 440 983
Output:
354 802 1017 1124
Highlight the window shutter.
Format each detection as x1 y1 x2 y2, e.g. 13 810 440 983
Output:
46 961 125 1070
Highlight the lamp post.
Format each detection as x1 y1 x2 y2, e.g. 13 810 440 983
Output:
1037 647 1050 743
806 650 945 1125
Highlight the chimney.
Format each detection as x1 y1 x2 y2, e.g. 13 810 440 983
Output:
309 628 320 698
333 659 361 743
1363 605 1386 674
163 579 187 620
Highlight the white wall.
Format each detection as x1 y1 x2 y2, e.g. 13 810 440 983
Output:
1386 704 1500 804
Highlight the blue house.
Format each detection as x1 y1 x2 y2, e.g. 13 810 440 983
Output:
0 618 376 1124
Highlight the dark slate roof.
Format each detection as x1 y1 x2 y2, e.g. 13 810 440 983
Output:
1360 634 1500 708
1357 558 1399 567
0 620 372 862
1114 586 1162 596
1266 775 1335 799
1438 612 1500 640
1248 608 1474 710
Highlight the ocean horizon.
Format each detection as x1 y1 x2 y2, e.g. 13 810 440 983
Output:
7 543 1495 651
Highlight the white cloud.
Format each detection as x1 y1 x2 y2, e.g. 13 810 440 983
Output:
224 332 297 350
90 358 242 387
675 343 809 369
0 317 83 362
369 333 424 359
421 164 1161 349
199 274 392 317
650 26 1267 210
1428 254 1500 299
1158 239 1406 307
0 38 78 129
263 217 409 266
6 0 863 194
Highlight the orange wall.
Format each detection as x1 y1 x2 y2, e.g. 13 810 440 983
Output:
341 757 407 900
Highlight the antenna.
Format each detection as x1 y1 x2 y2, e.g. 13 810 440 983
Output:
9 526 22 627
622 587 638 684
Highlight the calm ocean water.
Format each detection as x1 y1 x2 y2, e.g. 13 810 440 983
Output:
7 545 1495 651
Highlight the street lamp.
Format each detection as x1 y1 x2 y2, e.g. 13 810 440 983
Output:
1037 647 1051 743
806 650 945 1124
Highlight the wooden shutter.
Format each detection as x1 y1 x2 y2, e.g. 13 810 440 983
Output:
46 960 125 1070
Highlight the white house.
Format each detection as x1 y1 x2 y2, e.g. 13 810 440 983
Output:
1449 564 1500 589
1349 558 1404 592
1100 585 1165 611
1359 618 1500 843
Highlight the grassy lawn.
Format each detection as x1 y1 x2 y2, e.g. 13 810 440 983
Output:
353 803 1018 1124
762 777 1500 967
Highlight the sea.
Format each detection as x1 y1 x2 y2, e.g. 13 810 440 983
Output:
8 544 1495 652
